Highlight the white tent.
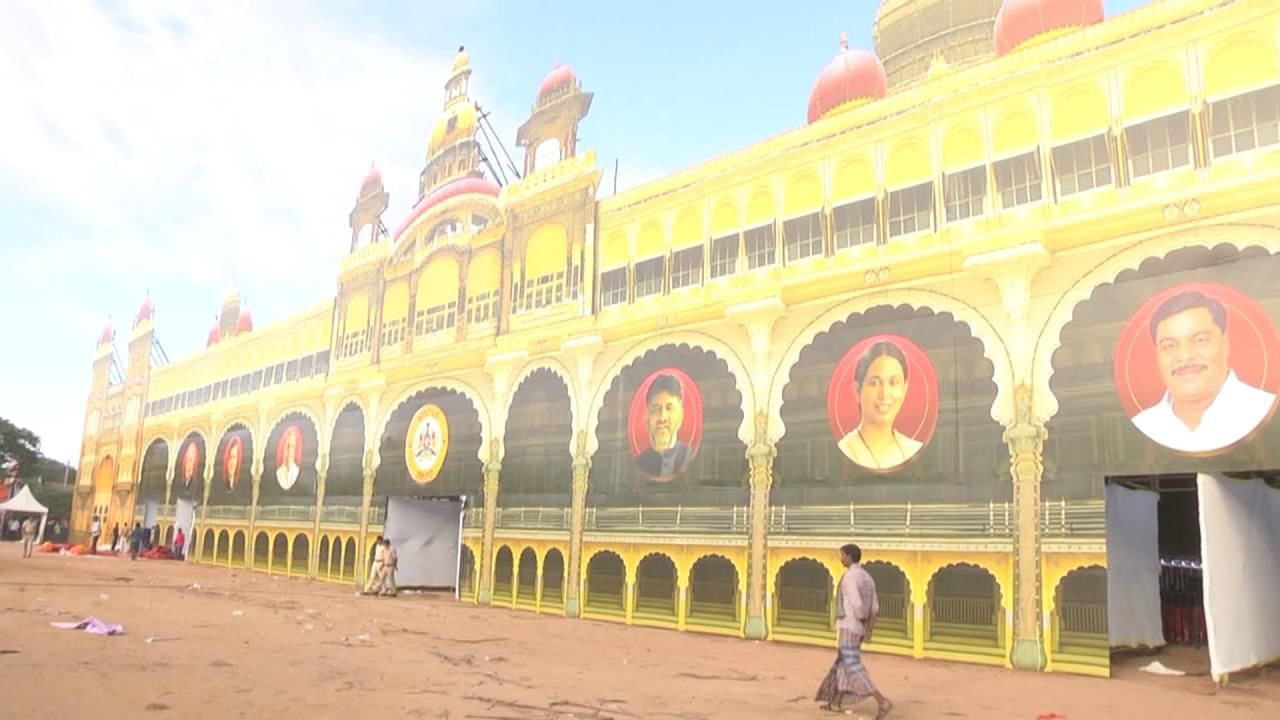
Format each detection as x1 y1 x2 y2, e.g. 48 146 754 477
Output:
0 486 49 545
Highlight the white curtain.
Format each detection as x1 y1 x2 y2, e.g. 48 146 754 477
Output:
1105 483 1166 648
1197 473 1280 680
383 497 463 589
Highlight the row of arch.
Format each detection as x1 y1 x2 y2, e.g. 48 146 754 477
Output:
140 232 1280 481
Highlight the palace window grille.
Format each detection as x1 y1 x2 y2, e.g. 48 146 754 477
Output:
784 212 824 262
944 166 987 222
465 290 498 325
380 316 407 347
633 256 665 299
744 225 777 270
995 151 1043 209
832 197 878 249
710 234 739 278
415 301 457 335
1209 84 1280 159
887 183 933 238
670 245 703 290
523 270 566 311
599 267 628 308
1053 134 1113 196
1127 112 1192 178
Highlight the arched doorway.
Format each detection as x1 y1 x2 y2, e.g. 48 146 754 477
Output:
516 548 538 606
216 530 230 564
589 344 747 525
137 440 168 506
774 558 834 638
318 536 331 578
688 555 739 627
634 554 678 621
201 529 215 562
492 546 514 602
500 369 573 530
865 561 912 646
541 549 565 610
926 564 1004 655
585 551 626 616
1051 566 1108 668
271 533 289 574
459 545 477 601
253 532 270 570
210 425 253 511
231 531 246 565
92 456 116 531
292 534 310 576
342 538 357 581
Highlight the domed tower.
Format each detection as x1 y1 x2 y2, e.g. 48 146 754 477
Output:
993 0 1105 56
808 34 887 125
349 165 389 252
873 0 1003 89
218 282 241 340
516 60 594 175
419 46 484 198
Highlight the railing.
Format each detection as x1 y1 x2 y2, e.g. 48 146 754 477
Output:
777 586 831 614
931 596 996 626
690 579 737 607
255 506 315 523
495 507 570 530
769 502 1013 537
584 505 749 534
464 507 484 528
321 506 362 525
1040 499 1105 538
1060 601 1107 634
368 506 385 525
205 506 250 520
878 591 908 621
159 504 175 518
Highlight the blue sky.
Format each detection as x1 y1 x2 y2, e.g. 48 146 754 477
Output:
0 0 1150 464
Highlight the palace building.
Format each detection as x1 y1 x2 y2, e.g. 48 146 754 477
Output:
75 0 1280 679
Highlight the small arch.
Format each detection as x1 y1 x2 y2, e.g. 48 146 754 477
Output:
672 209 703 248
493 546 515 602
688 554 740 626
1122 61 1188 121
886 137 931 187
941 124 984 171
292 534 310 576
634 553 678 620
163 526 175 546
459 545 477 601
201 529 215 562
926 563 1004 652
774 558 834 636
342 538 357 581
584 550 626 615
318 536 332 578
1050 565 1108 661
1204 33 1278 99
232 531 246 565
253 532 270 570
635 220 664 258
331 536 344 580
710 198 740 236
784 170 822 217
992 109 1038 158
271 532 289 574
1050 85 1109 143
516 547 539 605
216 530 230 564
833 155 874 202
864 561 913 644
540 548 565 610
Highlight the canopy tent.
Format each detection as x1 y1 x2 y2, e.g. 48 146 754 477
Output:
0 485 49 544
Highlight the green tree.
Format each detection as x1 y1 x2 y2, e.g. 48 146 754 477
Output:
0 416 41 480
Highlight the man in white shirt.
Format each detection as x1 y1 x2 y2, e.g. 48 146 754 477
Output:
1131 290 1277 453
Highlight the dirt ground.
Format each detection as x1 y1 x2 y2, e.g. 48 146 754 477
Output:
2 548 1277 720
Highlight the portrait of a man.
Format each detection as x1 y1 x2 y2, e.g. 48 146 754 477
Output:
224 436 243 490
275 426 302 491
634 373 695 480
181 442 199 488
1130 289 1277 453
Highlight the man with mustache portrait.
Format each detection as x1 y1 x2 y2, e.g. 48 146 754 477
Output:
635 373 694 480
1131 290 1277 453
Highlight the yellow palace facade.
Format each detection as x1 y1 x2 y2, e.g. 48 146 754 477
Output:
74 0 1280 677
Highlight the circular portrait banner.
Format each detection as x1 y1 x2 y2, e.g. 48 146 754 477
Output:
275 424 303 491
179 440 202 488
1114 281 1280 455
223 435 244 490
406 404 449 484
828 334 939 473
627 368 704 482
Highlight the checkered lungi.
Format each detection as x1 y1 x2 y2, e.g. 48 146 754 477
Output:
815 629 878 702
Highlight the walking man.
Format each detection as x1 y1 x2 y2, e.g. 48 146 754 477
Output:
380 539 398 597
129 523 145 561
363 535 385 595
815 543 893 718
90 516 102 554
21 516 38 558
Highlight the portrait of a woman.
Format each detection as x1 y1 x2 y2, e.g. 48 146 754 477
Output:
837 340 925 471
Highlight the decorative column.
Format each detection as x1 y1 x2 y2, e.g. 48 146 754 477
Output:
247 454 263 570
355 447 377 586
311 453 328 577
477 438 501 606
198 448 215 561
624 563 637 625
1006 385 1049 671
744 410 776 640
565 429 591 617
676 567 690 631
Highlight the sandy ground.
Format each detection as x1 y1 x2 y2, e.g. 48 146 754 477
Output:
1 548 1277 720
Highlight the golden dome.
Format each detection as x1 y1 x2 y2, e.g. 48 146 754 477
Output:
451 46 470 74
874 0 1002 88
428 100 478 159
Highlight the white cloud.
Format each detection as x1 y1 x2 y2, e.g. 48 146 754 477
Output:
0 0 507 460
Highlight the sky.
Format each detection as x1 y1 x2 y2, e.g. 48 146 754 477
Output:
0 0 1151 464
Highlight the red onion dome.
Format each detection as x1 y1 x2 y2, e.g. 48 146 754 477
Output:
808 33 888 125
994 0 1105 56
